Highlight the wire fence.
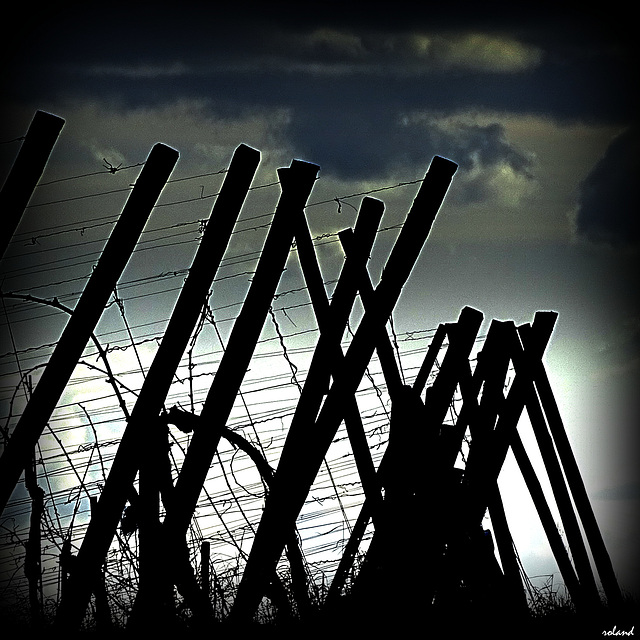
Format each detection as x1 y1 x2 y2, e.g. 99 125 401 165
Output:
2 115 621 632
0 127 475 627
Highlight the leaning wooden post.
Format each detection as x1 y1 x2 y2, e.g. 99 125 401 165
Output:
486 486 529 614
461 315 586 610
519 323 623 611
460 320 513 489
509 429 584 608
478 313 558 511
55 144 260 631
455 320 528 613
0 110 65 260
0 143 179 516
230 156 458 623
512 320 601 608
338 227 406 400
412 323 448 397
162 159 320 547
326 319 448 606
400 307 483 610
293 205 387 525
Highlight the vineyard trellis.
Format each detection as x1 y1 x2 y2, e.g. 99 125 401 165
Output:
0 110 624 632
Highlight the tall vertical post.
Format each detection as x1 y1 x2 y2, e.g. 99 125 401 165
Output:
0 110 65 260
24 450 44 627
56 144 260 631
201 541 211 601
0 143 179 516
89 497 112 632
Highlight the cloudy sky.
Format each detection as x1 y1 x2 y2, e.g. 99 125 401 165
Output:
1 1 638 605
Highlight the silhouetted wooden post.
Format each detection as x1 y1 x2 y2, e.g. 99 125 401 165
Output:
326 318 449 607
24 451 44 626
230 156 458 623
412 323 447 396
324 501 368 607
162 159 320 550
512 319 601 609
60 538 73 602
460 320 513 488
385 307 482 611
423 307 484 428
326 314 487 607
291 200 385 409
89 496 112 631
338 227 405 399
519 323 623 611
55 144 260 631
201 541 210 600
509 429 584 607
454 320 528 613
486 487 528 614
479 313 558 509
0 110 65 260
293 203 386 524
460 314 588 610
0 143 179 516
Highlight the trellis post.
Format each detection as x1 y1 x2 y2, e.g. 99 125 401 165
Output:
519 323 623 610
0 110 65 260
0 143 179 516
162 159 320 550
512 320 601 609
230 155 458 622
55 144 260 631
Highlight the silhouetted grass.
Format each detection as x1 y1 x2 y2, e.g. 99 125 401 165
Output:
1 571 636 638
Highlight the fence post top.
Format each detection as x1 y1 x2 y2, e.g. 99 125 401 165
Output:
149 142 180 160
277 160 320 188
234 142 261 157
429 155 458 177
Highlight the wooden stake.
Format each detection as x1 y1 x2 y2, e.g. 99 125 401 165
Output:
201 541 210 600
55 144 259 631
162 159 320 545
513 321 601 608
294 208 387 527
519 323 623 610
0 110 65 260
0 143 179 517
230 156 458 622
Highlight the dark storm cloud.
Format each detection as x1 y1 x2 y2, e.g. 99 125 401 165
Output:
286 106 533 187
576 126 639 246
5 2 634 118
3 3 635 183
